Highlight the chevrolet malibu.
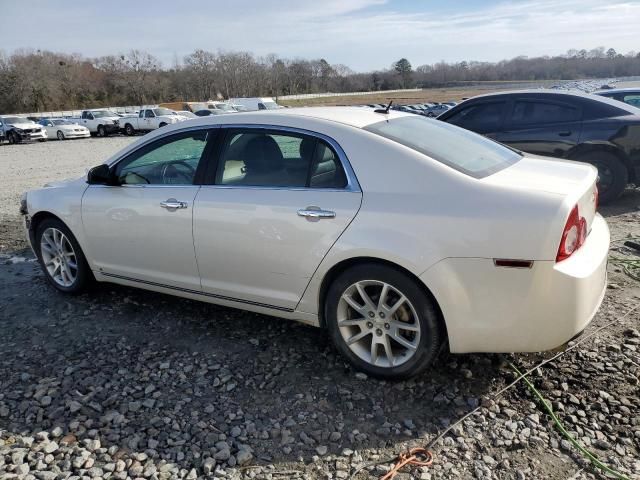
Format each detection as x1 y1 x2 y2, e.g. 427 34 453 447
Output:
21 108 609 379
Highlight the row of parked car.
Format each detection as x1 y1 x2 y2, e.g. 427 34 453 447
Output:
0 97 283 144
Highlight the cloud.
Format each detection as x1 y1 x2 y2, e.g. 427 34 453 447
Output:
1 0 638 70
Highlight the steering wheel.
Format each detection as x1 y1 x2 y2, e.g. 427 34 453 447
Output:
160 160 196 184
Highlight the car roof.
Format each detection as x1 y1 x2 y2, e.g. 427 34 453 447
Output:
226 106 413 129
460 89 639 114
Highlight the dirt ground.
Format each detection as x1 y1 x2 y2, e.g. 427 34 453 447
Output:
1 138 639 479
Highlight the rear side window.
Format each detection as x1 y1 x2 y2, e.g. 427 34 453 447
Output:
445 102 506 134
510 101 580 125
365 116 521 179
623 94 640 108
216 130 347 188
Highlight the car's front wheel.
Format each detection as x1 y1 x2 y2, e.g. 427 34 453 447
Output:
57 130 65 141
35 218 93 294
97 125 107 137
325 264 444 379
125 123 135 136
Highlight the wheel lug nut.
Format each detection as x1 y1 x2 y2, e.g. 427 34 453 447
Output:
376 329 382 336
368 311 375 318
367 322 373 328
379 312 385 319
384 323 390 330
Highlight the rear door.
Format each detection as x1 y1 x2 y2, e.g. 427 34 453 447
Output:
193 126 362 311
496 99 582 158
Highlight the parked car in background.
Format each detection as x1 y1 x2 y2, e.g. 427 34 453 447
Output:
594 88 640 108
0 116 47 144
438 90 640 203
228 97 281 111
159 101 237 113
0 118 6 144
176 110 197 118
194 109 226 117
22 107 608 379
120 108 186 136
78 110 120 137
38 119 90 140
422 104 451 117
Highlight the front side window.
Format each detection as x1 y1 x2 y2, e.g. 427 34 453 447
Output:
365 116 521 179
445 102 506 133
216 130 347 188
144 110 155 118
510 101 580 125
114 130 209 185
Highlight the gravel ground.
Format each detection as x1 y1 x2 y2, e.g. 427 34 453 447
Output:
1 139 639 479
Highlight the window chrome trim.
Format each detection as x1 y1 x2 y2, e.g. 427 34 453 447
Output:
103 123 361 192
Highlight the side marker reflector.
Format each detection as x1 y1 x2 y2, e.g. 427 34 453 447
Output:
494 259 534 269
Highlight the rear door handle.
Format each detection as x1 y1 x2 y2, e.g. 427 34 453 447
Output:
558 131 572 137
160 198 188 210
297 206 336 220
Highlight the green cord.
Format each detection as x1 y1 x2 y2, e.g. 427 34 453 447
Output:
509 362 630 480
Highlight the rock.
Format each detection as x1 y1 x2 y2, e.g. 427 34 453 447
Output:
42 441 58 454
316 445 328 455
237 449 253 465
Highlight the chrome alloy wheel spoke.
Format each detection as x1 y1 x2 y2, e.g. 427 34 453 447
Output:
337 280 421 368
40 227 78 287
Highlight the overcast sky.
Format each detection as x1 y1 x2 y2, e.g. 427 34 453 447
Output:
2 0 639 71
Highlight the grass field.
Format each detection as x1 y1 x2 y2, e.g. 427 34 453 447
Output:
278 80 566 107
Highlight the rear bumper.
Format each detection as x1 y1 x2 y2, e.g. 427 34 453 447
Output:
420 214 609 353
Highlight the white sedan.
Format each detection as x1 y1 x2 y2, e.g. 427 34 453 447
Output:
39 119 90 140
21 108 609 378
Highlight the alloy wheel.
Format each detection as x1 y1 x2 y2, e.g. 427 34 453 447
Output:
40 227 78 287
337 280 421 368
57 130 65 141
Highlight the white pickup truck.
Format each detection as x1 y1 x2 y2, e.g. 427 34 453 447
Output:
119 108 186 136
79 110 121 137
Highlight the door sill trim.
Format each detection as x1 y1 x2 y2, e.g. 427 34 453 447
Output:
99 272 294 312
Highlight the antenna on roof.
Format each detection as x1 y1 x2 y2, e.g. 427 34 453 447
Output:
374 100 393 114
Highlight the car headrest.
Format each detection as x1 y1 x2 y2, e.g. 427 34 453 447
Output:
244 136 284 173
299 137 316 163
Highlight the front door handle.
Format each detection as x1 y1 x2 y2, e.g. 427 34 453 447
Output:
558 131 572 137
160 198 188 210
297 206 336 220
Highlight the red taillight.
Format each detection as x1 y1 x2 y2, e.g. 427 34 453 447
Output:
556 205 586 262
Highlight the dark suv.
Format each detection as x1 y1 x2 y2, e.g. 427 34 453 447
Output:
438 90 640 202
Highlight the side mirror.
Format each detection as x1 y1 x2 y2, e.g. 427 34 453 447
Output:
87 164 115 185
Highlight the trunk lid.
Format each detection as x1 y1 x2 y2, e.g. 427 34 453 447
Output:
484 154 599 234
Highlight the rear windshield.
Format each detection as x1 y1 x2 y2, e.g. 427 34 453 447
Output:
364 116 521 178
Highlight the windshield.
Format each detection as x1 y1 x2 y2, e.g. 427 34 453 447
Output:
91 110 115 118
3 116 30 124
52 119 73 125
364 116 521 178
153 108 174 116
262 101 279 110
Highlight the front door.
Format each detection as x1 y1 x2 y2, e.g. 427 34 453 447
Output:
193 128 362 311
82 128 214 290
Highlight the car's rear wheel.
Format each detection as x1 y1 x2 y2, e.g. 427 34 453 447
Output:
125 123 135 136
57 130 65 141
325 264 443 379
576 151 628 204
35 218 93 294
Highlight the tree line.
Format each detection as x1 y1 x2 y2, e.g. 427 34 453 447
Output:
0 47 639 113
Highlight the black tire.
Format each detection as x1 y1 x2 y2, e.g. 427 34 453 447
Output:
325 263 444 379
159 122 167 128
576 151 628 204
34 217 93 294
57 130 65 141
38 138 47 142
8 132 18 144
125 123 135 136
97 125 107 137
